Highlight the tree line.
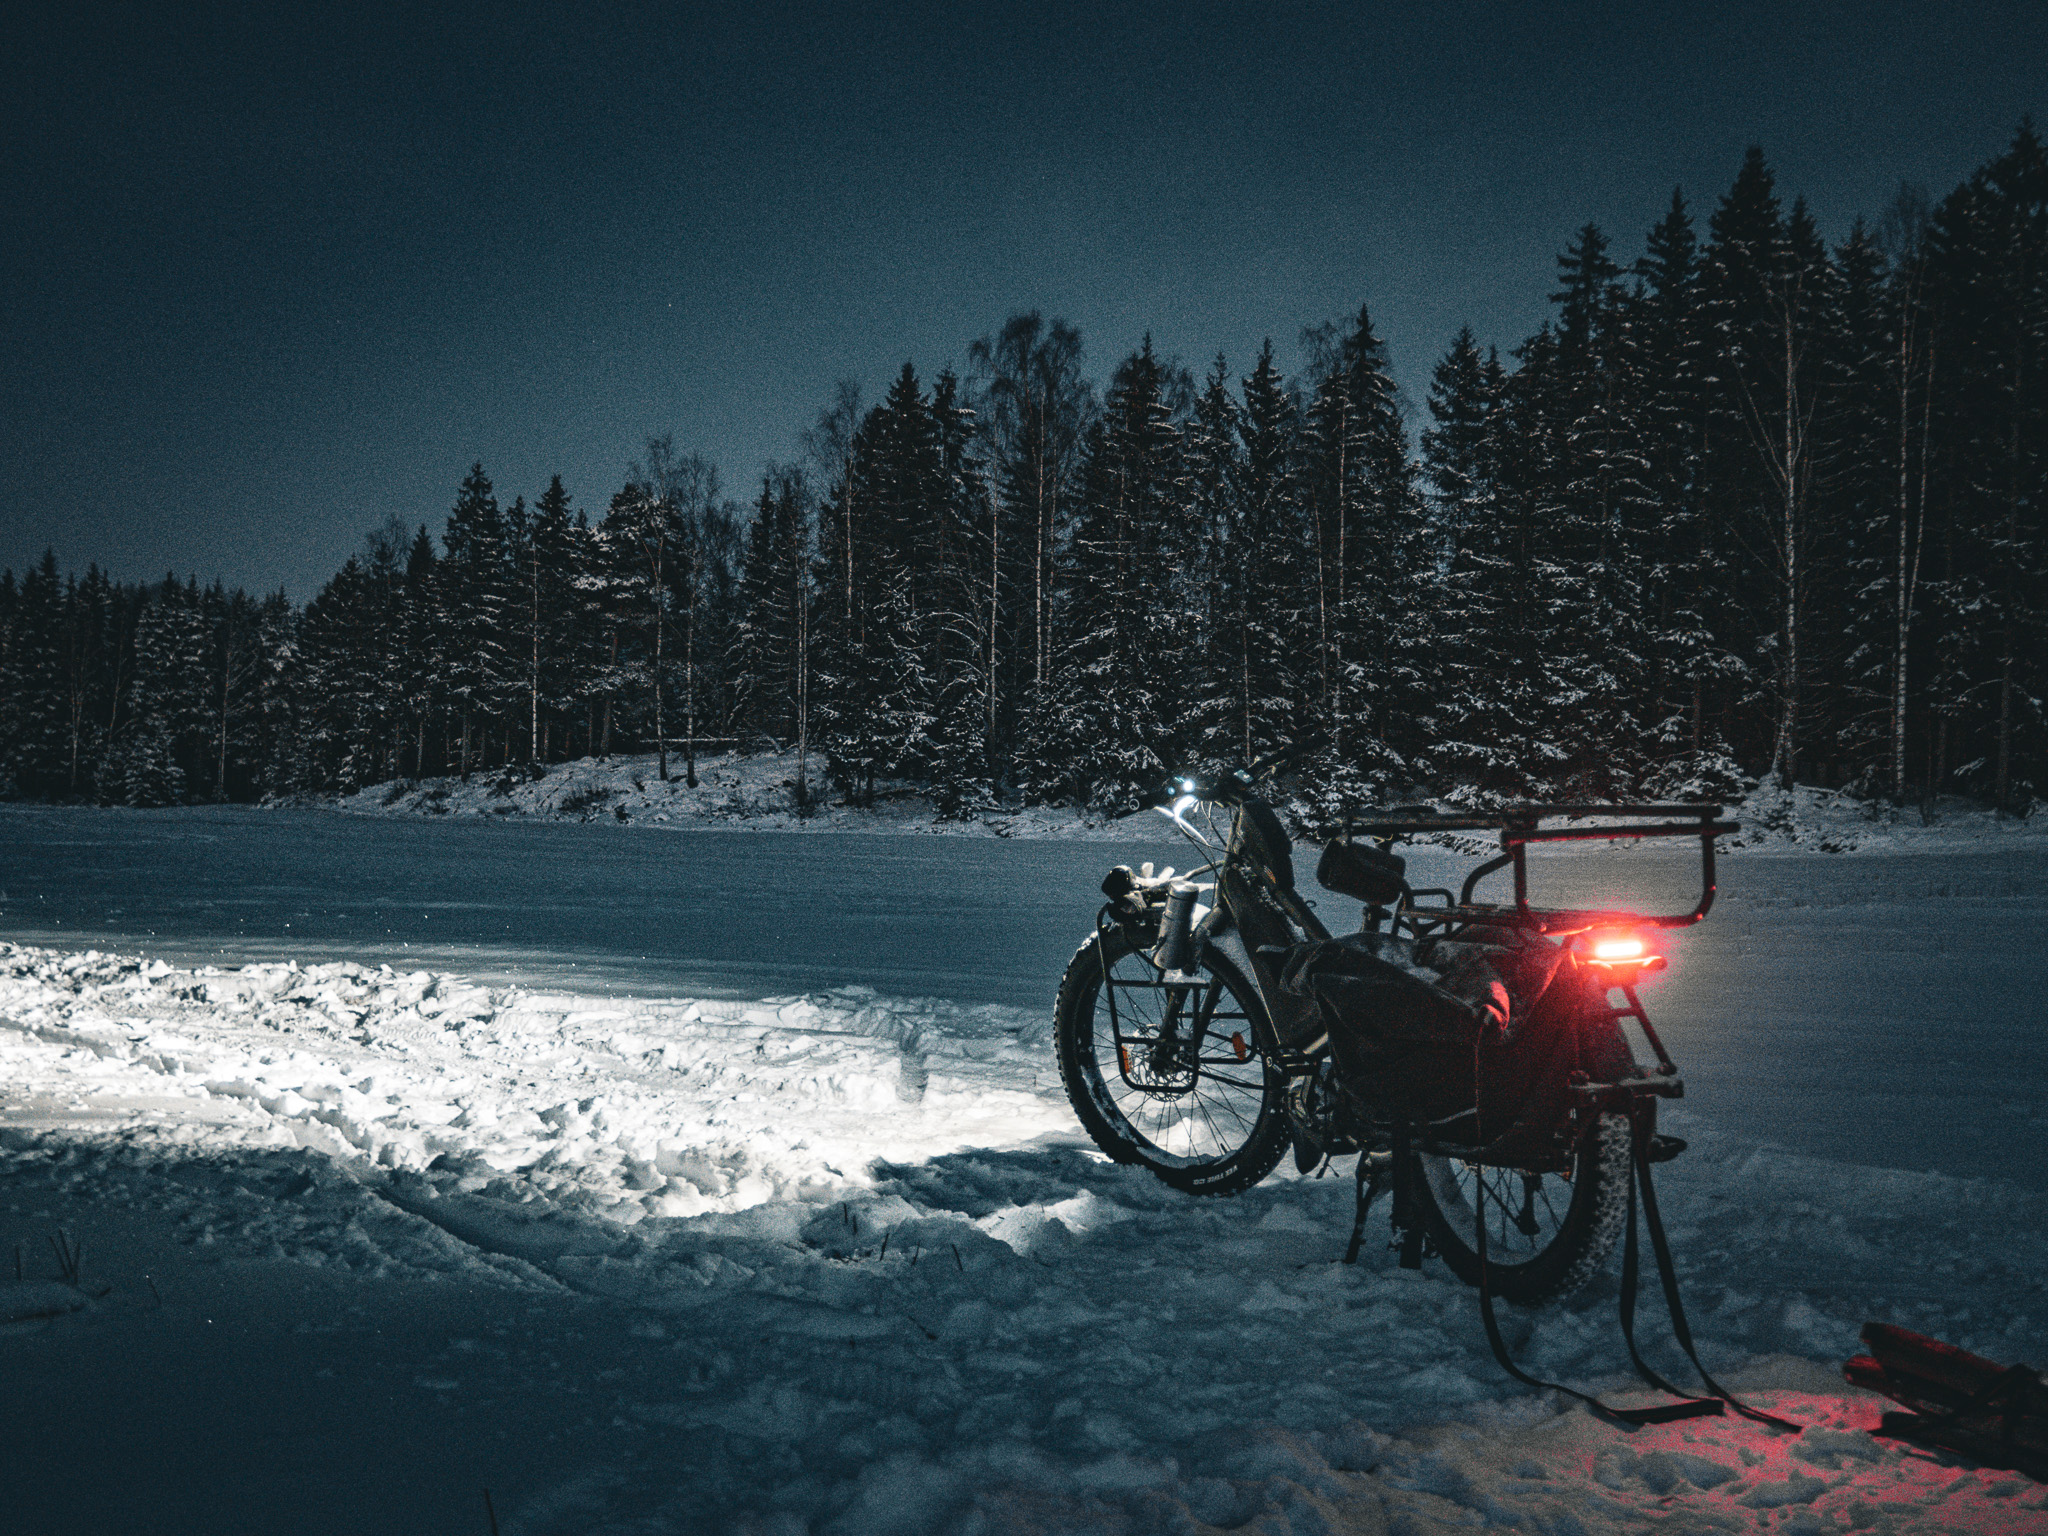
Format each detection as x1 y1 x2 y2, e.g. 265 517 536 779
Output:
4 128 2043 821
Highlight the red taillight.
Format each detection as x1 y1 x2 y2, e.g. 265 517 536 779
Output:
1586 930 1666 977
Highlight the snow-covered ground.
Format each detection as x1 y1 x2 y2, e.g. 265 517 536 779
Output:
5 938 2045 1533
331 749 2048 856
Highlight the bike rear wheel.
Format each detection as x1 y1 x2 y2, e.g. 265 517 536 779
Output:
1410 1111 1631 1305
1054 927 1290 1196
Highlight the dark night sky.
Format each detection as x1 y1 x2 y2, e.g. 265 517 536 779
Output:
4 2 2043 601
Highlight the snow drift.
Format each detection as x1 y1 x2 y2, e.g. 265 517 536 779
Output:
5 940 2046 1532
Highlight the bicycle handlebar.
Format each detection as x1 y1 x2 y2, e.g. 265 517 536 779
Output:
1154 747 1304 811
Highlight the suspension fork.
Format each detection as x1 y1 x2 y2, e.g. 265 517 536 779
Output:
1150 971 1222 1072
1097 913 1222 1085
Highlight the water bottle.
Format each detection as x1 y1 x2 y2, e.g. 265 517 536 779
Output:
1154 881 1199 974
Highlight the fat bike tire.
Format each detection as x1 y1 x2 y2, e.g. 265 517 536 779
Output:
1054 927 1291 1197
1410 1111 1632 1306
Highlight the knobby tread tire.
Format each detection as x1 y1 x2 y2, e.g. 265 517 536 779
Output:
1054 927 1291 1197
1412 1110 1632 1305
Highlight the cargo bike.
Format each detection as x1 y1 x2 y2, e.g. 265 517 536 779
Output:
1055 762 1795 1426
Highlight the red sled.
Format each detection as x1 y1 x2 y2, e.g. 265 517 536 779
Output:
1846 1322 2047 1481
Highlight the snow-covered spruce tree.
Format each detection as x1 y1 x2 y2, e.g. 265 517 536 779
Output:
436 463 518 779
200 580 266 800
798 363 983 810
1547 222 1663 793
807 398 886 803
809 395 902 804
966 313 1094 797
353 519 416 787
1699 151 1836 788
50 566 127 799
1040 339 1191 814
575 494 638 762
1188 341 1316 776
1178 355 1246 772
390 525 441 776
696 499 747 750
804 379 864 699
1628 188 1747 799
101 577 211 805
1298 305 1435 822
1423 327 1542 798
922 369 998 816
732 465 813 772
286 554 400 794
1 552 72 798
1811 218 1902 794
520 477 587 764
500 493 532 758
595 482 668 776
858 365 945 790
244 590 297 798
1475 326 1585 798
1922 124 2047 810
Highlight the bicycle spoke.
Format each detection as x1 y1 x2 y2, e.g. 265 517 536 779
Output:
1085 946 1276 1165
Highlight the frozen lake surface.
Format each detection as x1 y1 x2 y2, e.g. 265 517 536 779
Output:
2 803 2042 1182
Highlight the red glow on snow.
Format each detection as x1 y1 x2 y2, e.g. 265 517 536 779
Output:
1535 1391 2024 1530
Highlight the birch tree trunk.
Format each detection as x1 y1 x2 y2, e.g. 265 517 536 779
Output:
796 509 811 814
1771 309 1801 790
683 552 698 789
987 478 998 773
217 635 233 801
1892 336 1933 803
530 556 540 763
653 563 667 783
1993 407 2022 811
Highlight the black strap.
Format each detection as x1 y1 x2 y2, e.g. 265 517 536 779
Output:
1463 999 1799 1433
1625 1106 1802 1433
1616 1123 1723 1414
1474 1142 1721 1427
1472 1105 1802 1431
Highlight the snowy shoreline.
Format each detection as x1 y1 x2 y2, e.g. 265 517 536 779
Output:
5 937 2046 1531
321 748 2048 857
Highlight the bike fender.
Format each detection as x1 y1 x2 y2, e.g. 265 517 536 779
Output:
1202 927 1292 1053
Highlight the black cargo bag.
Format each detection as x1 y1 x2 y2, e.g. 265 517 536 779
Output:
1280 926 1582 1131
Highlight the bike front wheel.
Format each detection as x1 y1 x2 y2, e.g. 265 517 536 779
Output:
1054 926 1291 1196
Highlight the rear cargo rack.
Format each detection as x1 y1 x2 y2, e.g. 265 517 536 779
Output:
1340 802 1739 935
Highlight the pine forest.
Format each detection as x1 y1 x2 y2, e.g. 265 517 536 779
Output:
5 133 2045 825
